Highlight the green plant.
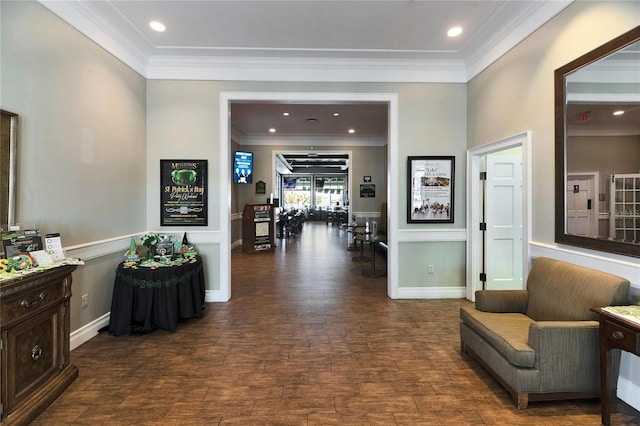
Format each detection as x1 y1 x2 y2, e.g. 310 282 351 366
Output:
140 232 160 247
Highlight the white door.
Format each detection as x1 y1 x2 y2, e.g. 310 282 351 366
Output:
485 154 523 290
567 175 595 237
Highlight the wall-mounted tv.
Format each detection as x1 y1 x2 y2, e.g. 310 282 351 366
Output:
233 151 253 184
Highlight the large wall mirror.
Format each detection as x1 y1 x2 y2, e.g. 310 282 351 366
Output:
555 26 640 258
0 109 18 229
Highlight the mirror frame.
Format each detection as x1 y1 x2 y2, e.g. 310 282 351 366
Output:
0 109 18 229
554 26 640 258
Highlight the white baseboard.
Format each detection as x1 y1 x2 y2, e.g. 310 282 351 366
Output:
70 312 110 351
205 289 229 302
396 286 466 299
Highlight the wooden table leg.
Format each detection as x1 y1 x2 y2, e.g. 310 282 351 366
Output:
600 321 613 426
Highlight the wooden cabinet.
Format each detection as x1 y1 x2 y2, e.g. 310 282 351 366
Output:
0 265 77 425
242 204 275 254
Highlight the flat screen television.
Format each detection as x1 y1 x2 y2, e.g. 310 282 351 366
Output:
233 151 253 184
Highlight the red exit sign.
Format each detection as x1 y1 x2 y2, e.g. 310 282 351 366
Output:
577 111 592 123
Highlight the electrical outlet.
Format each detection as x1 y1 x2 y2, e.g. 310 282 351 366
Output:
428 264 434 274
81 294 89 308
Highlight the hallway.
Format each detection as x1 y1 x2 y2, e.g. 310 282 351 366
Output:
33 222 640 424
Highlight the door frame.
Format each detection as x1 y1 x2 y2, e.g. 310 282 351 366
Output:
466 132 531 301
219 92 399 301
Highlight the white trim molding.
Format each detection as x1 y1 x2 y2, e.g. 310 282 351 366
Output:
529 242 640 288
220 91 399 300
396 286 466 299
466 132 532 301
65 234 135 261
146 56 469 82
70 312 110 351
397 229 467 242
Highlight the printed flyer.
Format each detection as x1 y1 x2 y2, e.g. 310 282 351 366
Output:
160 160 208 226
408 156 455 223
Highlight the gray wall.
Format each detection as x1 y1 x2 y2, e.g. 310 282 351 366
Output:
467 0 640 408
467 0 640 246
146 80 468 291
4 0 638 344
1 1 147 330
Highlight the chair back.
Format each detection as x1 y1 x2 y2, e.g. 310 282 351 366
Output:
526 257 630 321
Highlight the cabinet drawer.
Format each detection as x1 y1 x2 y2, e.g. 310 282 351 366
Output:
3 304 64 414
603 319 640 353
0 279 65 326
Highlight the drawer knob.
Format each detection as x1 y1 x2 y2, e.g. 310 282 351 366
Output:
31 344 42 361
20 292 45 308
612 330 625 340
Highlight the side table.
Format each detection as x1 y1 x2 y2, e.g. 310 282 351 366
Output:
108 256 205 335
593 307 640 426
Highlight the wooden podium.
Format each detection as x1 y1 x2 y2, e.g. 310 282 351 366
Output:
242 204 275 254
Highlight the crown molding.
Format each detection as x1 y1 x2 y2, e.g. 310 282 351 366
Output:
38 0 149 76
145 56 469 83
465 0 574 80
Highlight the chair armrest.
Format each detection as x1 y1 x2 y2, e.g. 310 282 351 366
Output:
528 321 600 391
475 290 528 313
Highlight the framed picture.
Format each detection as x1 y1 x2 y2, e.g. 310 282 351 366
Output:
363 176 372 183
255 180 266 194
160 160 208 226
360 184 375 198
407 156 454 223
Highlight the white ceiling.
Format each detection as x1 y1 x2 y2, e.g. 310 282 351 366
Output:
36 0 573 145
231 102 389 142
39 0 573 82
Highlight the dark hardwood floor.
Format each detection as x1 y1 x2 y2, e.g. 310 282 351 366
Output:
34 222 640 425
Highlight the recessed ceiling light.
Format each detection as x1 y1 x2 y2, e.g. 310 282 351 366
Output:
613 110 625 116
447 26 463 38
283 112 290 116
149 21 166 32
269 128 277 133
333 112 340 117
348 129 355 134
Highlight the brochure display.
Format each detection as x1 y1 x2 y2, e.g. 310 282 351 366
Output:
242 204 275 254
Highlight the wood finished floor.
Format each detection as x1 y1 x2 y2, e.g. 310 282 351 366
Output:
34 222 640 425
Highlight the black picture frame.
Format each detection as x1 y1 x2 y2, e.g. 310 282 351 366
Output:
160 159 208 226
407 156 454 223
360 184 375 197
255 180 266 194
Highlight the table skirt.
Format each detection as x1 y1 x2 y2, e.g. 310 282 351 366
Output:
108 257 205 335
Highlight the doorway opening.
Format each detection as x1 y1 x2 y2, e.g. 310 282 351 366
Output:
219 92 399 301
467 132 531 300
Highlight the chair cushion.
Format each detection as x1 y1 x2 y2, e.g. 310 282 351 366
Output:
460 306 535 368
